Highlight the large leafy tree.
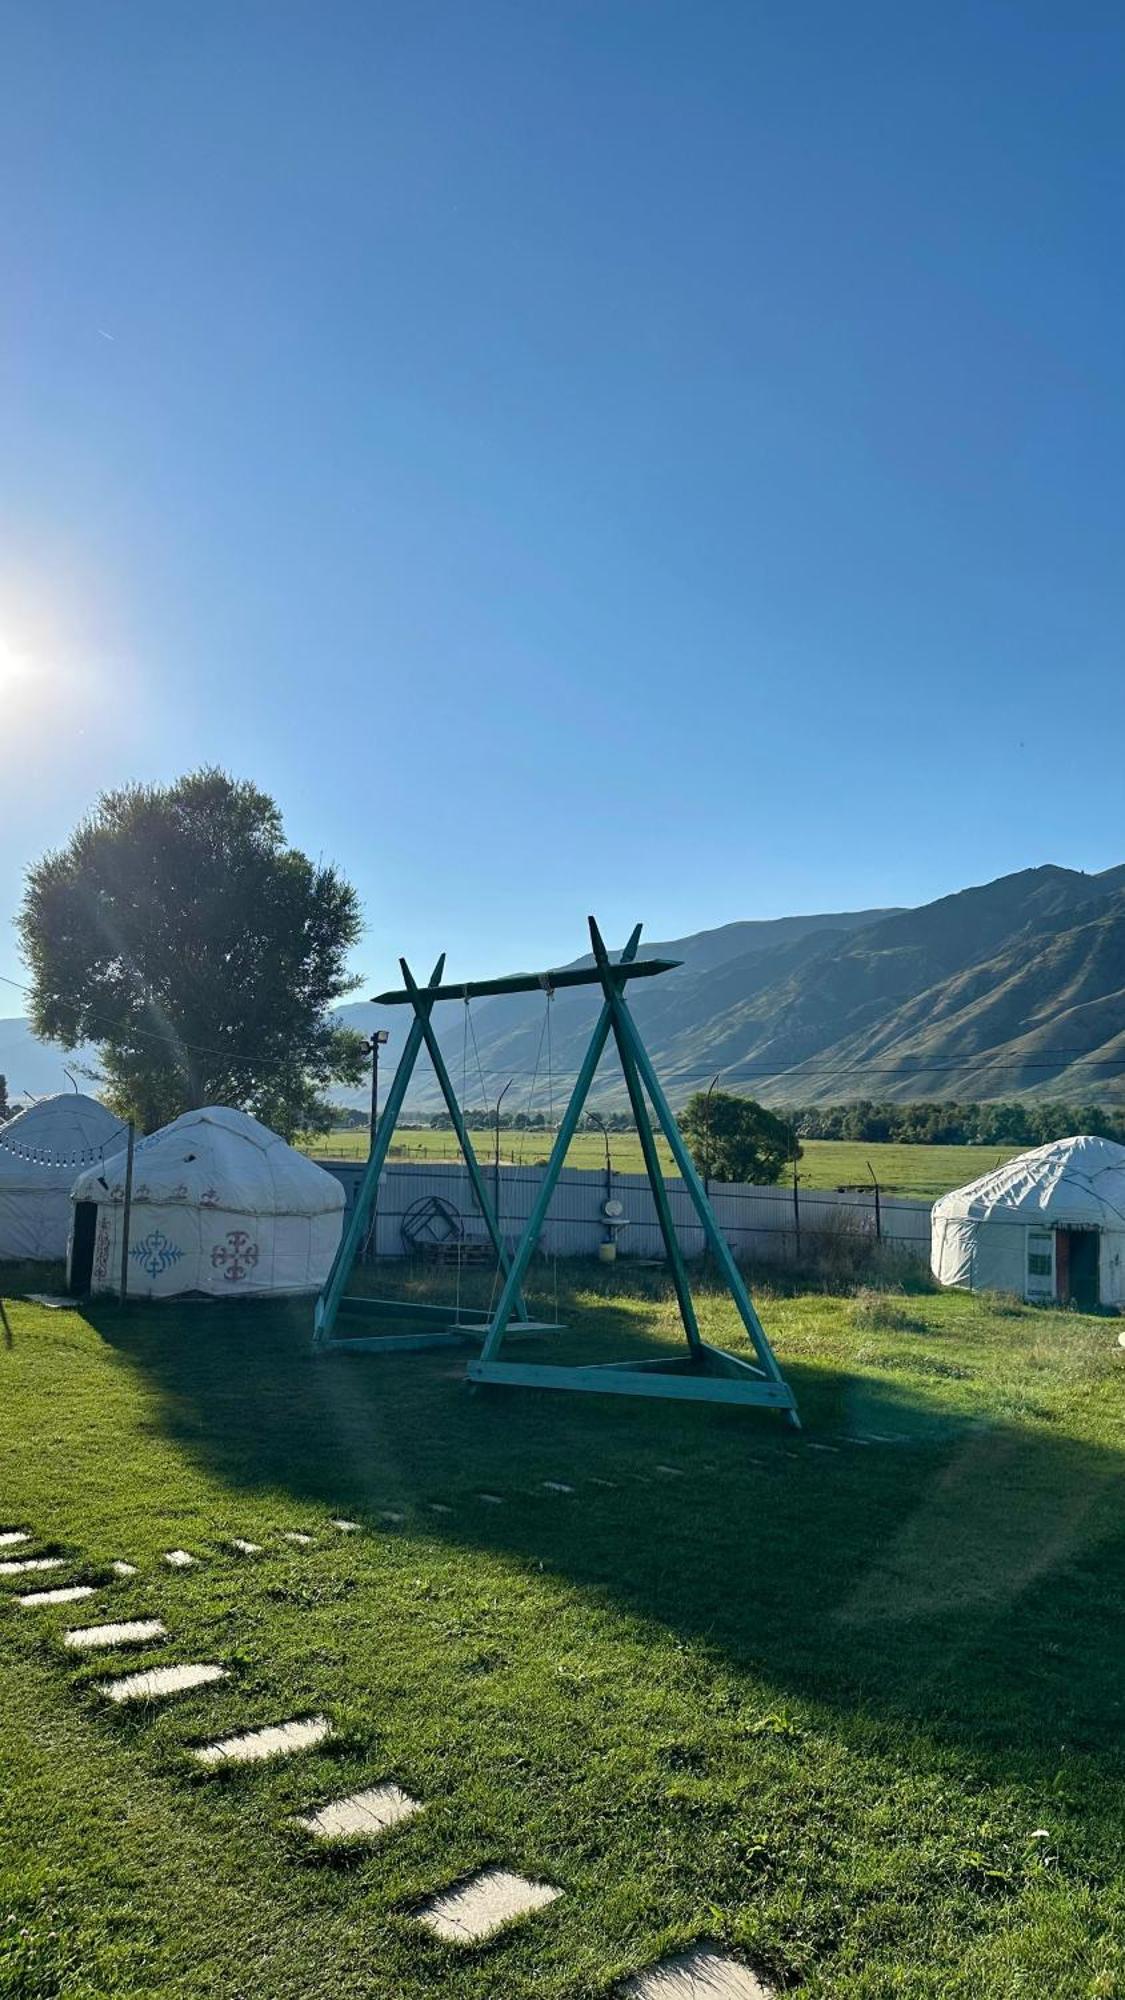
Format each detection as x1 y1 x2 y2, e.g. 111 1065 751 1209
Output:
680 1090 797 1186
19 769 366 1136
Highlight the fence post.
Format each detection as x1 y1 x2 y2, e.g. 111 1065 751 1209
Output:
867 1161 882 1241
792 1163 801 1261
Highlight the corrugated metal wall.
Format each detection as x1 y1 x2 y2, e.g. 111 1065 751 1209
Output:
321 1159 932 1265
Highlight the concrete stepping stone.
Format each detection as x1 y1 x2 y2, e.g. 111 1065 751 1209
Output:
477 1493 504 1506
429 1503 453 1516
417 1867 562 1943
64 1618 166 1651
542 1481 574 1495
380 1512 405 1526
282 1531 314 1545
194 1713 332 1767
18 1584 97 1607
99 1662 228 1704
331 1519 360 1533
0 1531 30 1548
229 1538 262 1555
296 1781 420 1842
625 1947 772 1997
655 1464 684 1477
112 1561 138 1577
164 1550 196 1568
1 1556 66 1576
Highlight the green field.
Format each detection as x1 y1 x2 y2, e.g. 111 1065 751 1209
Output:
1 1264 1122 1997
304 1129 1020 1198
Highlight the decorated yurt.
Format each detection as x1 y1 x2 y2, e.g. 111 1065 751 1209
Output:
0 1093 123 1261
931 1135 1125 1309
67 1105 345 1299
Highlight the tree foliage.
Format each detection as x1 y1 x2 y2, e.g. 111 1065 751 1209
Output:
680 1090 797 1185
19 769 366 1136
789 1098 1125 1147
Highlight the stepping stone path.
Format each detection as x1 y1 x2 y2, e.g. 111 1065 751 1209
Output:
331 1519 360 1533
229 1539 262 1555
18 1584 96 1607
112 1561 138 1577
0 1530 30 1548
282 1531 314 1546
625 1948 772 1997
64 1619 167 1651
164 1550 196 1568
418 1867 561 1944
100 1663 228 1705
194 1714 333 1767
542 1481 574 1494
297 1782 420 1842
0 1556 66 1576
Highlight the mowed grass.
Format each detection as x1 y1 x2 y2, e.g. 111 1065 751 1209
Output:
302 1129 1020 1198
1 1265 1123 1998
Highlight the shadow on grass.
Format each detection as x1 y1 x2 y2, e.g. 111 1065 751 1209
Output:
78 1269 1125 1791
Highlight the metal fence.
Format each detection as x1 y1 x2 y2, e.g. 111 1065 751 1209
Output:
319 1158 933 1267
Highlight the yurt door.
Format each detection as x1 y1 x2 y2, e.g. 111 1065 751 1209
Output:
1025 1228 1055 1301
70 1202 98 1295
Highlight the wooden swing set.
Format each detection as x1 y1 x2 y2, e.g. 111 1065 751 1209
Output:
313 919 799 1426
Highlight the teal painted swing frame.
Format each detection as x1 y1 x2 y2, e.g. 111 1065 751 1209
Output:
466 920 798 1425
314 920 798 1427
314 951 545 1354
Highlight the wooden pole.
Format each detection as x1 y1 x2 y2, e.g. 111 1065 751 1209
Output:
119 1122 136 1303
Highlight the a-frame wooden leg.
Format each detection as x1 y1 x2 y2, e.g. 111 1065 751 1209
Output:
398 957 530 1324
587 927 703 1356
474 928 643 1368
314 953 445 1344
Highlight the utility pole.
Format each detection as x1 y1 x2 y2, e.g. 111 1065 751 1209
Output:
119 1121 136 1303
587 1111 613 1203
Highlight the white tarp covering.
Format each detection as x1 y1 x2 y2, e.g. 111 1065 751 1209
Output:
69 1105 345 1299
931 1134 1125 1303
0 1094 123 1261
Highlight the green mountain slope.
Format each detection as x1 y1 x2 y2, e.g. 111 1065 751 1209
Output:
345 865 1125 1110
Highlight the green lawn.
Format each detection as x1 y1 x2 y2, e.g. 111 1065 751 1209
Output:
1 1265 1122 1998
303 1129 1019 1198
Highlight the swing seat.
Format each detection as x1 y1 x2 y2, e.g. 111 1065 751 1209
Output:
315 1294 566 1355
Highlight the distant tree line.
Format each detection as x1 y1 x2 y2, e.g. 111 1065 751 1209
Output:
789 1099 1125 1147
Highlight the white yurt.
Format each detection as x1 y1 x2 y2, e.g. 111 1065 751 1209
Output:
931 1135 1125 1309
67 1105 345 1300
0 1093 124 1261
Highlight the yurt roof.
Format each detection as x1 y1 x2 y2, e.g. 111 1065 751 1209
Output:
0 1093 124 1190
933 1134 1125 1228
70 1105 345 1216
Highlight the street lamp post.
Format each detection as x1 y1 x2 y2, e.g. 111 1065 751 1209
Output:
494 1078 513 1231
364 1029 390 1262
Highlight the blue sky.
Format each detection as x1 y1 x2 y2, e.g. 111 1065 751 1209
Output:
2 0 1123 1011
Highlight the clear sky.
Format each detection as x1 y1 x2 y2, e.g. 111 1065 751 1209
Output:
2 0 1123 1012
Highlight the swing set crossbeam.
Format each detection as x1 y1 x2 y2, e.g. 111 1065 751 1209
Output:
371 958 679 1006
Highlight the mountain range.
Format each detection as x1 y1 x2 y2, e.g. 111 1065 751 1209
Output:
332 862 1125 1112
5 863 1125 1111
